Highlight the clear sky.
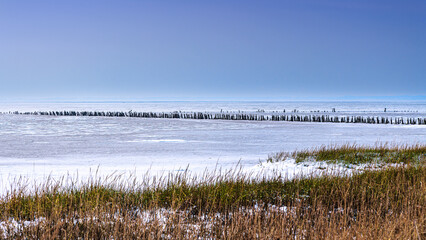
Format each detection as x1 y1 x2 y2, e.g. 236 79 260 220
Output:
0 0 425 101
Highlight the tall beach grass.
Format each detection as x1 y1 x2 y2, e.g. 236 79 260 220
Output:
0 145 425 239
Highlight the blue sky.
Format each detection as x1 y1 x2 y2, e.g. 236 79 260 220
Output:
0 0 425 101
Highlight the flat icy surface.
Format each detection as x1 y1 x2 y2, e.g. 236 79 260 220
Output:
0 101 425 192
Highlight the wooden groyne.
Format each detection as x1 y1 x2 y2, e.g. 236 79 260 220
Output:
5 110 426 125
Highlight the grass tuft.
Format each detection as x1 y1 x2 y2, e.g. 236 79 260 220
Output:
267 143 426 165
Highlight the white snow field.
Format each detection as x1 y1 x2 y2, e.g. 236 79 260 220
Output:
0 101 425 193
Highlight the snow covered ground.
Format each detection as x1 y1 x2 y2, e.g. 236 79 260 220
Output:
0 101 425 193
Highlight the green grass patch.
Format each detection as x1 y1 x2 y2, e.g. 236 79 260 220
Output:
267 144 426 165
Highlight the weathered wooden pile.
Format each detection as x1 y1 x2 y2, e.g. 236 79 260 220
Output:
6 110 426 125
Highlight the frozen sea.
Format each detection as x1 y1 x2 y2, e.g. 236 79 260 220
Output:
0 101 425 192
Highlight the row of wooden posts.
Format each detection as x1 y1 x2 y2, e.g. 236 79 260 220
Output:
6 110 426 125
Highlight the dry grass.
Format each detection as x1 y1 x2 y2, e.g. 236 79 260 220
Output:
0 146 425 239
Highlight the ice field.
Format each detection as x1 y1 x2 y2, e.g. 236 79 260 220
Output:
0 101 425 192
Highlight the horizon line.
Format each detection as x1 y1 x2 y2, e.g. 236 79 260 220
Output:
1 95 426 104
